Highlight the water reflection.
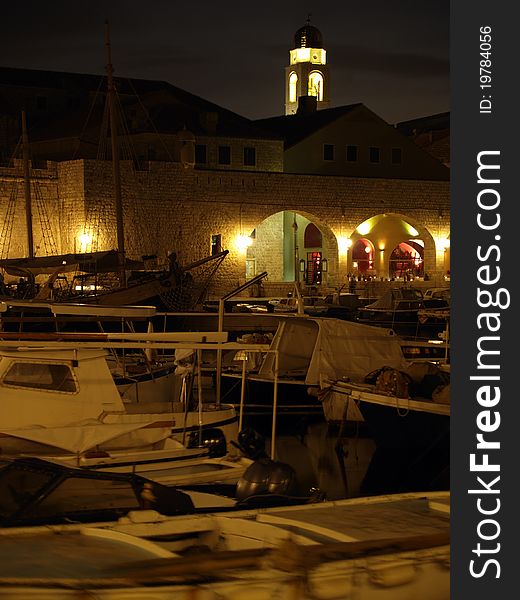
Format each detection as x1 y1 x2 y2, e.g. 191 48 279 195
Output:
267 422 376 500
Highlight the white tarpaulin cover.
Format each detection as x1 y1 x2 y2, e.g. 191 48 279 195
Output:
0 421 172 454
258 317 409 384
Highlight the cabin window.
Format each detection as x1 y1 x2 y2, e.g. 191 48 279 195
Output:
2 362 78 393
25 477 140 518
0 467 53 517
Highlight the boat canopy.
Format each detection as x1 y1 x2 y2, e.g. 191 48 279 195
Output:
0 250 145 276
362 287 423 311
258 317 409 385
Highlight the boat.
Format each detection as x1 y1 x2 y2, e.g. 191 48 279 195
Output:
0 299 194 405
220 316 409 423
357 287 449 337
0 480 450 599
320 361 450 494
0 330 276 486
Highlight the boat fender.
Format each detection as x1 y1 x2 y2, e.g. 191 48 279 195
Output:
187 428 227 458
236 458 297 500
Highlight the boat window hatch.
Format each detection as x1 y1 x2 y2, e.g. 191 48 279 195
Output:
2 362 78 393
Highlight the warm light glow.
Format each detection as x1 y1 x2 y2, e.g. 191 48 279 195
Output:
379 245 385 251
236 234 253 251
356 221 371 236
308 71 324 100
405 223 419 237
289 72 298 103
441 238 451 250
364 246 371 254
337 236 352 254
78 233 92 246
290 48 326 64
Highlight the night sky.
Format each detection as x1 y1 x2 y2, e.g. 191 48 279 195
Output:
2 1 449 124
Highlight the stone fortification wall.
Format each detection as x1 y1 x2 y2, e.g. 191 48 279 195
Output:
0 159 450 296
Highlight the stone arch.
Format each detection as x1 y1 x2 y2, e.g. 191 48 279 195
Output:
345 212 439 279
244 209 338 287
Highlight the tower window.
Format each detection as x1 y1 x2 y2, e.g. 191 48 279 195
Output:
243 147 256 166
391 148 402 164
308 71 324 101
369 147 381 163
211 234 222 255
218 146 231 165
346 145 358 162
323 144 334 161
195 144 207 164
289 72 298 103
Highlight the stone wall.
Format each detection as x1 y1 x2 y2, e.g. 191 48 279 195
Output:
0 159 450 297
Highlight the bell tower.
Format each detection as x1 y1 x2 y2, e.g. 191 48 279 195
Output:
285 17 330 115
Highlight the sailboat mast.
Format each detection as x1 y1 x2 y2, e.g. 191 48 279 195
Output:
104 20 126 284
21 110 34 258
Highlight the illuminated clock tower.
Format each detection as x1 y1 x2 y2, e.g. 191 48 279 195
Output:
285 19 330 115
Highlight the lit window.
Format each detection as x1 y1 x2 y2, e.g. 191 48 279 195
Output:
346 145 358 162
218 146 231 165
369 147 380 163
308 71 324 100
289 72 298 103
323 144 334 161
211 234 222 255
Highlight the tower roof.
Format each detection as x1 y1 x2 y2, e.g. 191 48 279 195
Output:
293 24 323 49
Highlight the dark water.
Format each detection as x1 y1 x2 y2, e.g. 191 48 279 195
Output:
265 421 377 500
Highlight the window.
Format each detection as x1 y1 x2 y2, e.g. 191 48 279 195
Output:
211 234 222 255
243 147 256 166
27 477 140 518
304 223 323 248
323 144 334 161
391 148 402 164
195 144 207 164
218 146 231 165
3 362 77 393
308 71 324 100
346 145 358 162
369 147 381 163
289 72 298 103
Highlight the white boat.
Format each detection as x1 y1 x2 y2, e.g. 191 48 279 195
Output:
0 331 275 486
221 316 408 418
0 489 450 599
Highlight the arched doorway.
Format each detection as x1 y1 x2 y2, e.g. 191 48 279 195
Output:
351 239 375 275
244 211 337 287
347 214 435 279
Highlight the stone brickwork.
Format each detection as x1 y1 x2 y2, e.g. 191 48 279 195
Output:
0 159 450 297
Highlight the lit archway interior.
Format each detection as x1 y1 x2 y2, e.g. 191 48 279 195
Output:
389 241 424 279
244 211 337 285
